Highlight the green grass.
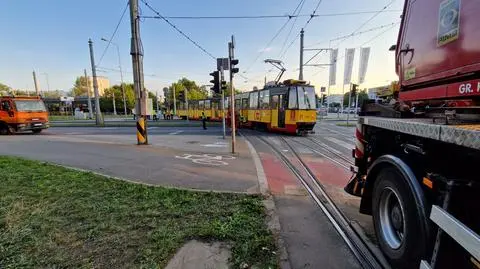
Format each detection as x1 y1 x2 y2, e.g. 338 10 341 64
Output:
0 157 277 269
49 121 222 128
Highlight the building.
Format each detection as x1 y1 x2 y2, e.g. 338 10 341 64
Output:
87 76 110 96
326 94 343 105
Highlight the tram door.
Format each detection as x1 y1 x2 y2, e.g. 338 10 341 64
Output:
278 94 286 128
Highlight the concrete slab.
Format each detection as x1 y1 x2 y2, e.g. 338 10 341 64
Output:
165 240 230 269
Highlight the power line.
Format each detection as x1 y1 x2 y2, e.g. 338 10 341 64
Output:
306 21 400 48
278 0 307 57
335 0 397 47
97 1 129 67
139 10 402 20
140 0 216 60
279 0 324 59
243 17 292 74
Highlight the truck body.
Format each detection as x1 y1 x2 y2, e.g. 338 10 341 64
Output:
0 96 49 134
345 1 480 268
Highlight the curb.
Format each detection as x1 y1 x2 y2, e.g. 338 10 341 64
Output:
45 162 255 195
245 139 292 269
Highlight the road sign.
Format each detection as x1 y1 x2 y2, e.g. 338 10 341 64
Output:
217 58 229 71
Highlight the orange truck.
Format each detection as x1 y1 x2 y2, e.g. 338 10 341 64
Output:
0 96 49 134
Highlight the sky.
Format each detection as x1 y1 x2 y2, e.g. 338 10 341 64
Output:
0 0 404 97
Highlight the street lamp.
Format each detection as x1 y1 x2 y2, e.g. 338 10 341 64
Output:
101 38 126 116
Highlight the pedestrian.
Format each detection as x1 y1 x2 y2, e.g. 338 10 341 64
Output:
201 111 207 130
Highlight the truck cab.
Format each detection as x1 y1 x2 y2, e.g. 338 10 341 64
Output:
0 96 49 134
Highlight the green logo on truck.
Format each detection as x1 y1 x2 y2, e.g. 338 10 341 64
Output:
437 0 460 46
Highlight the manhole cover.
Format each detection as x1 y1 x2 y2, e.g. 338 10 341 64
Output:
186 141 199 144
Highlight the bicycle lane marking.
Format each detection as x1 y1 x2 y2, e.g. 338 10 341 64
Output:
175 153 235 166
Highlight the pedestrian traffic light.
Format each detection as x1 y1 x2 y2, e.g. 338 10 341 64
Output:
230 59 239 74
178 91 185 102
221 80 227 92
351 84 358 96
209 71 220 94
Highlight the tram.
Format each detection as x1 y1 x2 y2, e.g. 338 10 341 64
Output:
177 79 317 135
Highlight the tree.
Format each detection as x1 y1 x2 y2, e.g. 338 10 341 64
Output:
71 76 89 97
343 89 369 107
0 82 11 93
166 78 208 105
100 83 135 114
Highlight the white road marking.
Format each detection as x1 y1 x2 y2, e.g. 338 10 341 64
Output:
101 127 118 130
175 153 235 166
203 142 228 148
168 130 184 135
324 136 355 150
148 127 158 130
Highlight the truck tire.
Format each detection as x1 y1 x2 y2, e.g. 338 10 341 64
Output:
372 167 426 269
32 129 42 134
0 124 10 135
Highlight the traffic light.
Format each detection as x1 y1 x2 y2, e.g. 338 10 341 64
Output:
351 84 358 96
221 80 227 92
209 71 220 94
178 91 185 103
230 59 239 75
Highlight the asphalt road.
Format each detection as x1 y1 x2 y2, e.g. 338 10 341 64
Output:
0 126 259 193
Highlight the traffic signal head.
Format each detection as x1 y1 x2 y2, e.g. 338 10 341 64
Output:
351 84 358 95
230 59 239 74
221 80 227 91
178 91 185 102
209 71 220 94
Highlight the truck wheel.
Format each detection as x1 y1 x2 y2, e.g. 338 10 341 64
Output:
0 124 9 135
372 167 426 269
32 129 42 134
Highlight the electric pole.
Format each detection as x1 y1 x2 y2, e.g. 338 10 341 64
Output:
173 86 176 117
84 69 93 119
88 38 104 125
299 28 304 80
32 71 40 96
129 0 147 144
112 90 117 115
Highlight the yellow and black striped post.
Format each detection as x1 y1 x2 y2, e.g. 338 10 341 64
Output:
136 116 148 145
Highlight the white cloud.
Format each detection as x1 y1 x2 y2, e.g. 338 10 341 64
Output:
257 47 273 53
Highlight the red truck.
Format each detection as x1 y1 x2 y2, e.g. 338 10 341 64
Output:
346 1 480 268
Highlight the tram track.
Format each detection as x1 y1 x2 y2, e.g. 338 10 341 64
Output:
242 130 385 269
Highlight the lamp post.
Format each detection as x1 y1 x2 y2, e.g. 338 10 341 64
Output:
101 38 127 116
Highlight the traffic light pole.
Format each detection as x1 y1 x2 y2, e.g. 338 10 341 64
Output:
347 83 352 125
229 40 236 154
220 66 226 139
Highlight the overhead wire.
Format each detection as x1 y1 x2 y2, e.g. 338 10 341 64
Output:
243 17 292 74
280 0 324 59
139 10 402 20
334 0 397 47
278 0 307 57
140 0 216 60
97 0 129 67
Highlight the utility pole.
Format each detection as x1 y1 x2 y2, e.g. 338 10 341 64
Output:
88 39 104 125
84 69 93 119
129 0 148 144
299 28 304 80
185 87 189 123
112 90 117 115
32 71 40 96
155 91 159 114
173 86 176 117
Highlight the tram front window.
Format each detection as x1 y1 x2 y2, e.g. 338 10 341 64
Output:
298 86 316 110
